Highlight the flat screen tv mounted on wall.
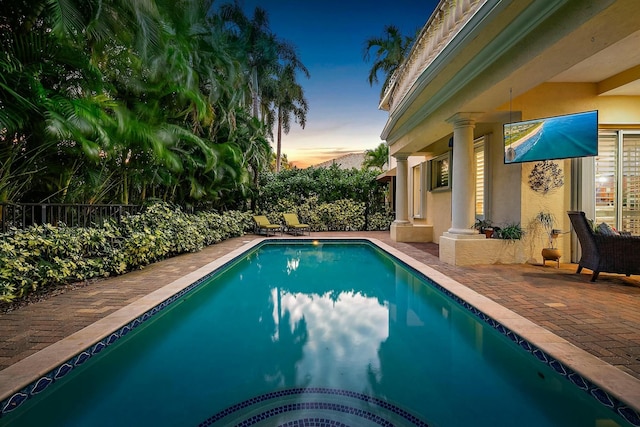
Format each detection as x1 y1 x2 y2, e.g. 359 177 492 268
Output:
504 110 598 164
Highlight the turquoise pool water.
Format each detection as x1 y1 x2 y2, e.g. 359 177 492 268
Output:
0 241 634 426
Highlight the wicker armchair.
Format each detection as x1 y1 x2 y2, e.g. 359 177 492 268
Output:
567 211 640 281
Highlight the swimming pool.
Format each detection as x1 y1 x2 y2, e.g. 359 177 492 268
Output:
0 239 638 426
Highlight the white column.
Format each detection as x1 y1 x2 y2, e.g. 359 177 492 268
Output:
447 114 477 235
393 153 410 224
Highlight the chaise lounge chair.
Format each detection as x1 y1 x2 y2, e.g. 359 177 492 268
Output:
567 211 640 281
253 215 282 237
283 213 310 236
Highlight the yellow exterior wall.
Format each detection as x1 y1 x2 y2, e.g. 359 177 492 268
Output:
519 159 572 264
504 83 640 124
426 190 452 244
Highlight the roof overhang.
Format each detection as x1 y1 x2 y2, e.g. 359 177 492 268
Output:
376 168 396 182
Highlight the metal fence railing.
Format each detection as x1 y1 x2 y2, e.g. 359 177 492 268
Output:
0 203 142 233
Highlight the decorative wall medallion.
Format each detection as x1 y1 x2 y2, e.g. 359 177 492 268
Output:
528 160 564 194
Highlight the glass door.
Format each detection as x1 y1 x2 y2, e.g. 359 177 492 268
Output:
595 131 640 234
622 133 640 234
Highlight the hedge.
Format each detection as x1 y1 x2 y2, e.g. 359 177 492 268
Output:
0 203 253 303
0 200 393 304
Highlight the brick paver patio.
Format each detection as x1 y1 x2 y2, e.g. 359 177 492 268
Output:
1 231 639 385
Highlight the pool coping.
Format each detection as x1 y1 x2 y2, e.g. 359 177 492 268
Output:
1 237 639 423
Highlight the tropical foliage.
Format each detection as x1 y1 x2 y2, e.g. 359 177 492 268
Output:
0 203 253 303
363 143 389 170
218 1 309 173
363 24 416 96
256 165 393 231
0 0 307 209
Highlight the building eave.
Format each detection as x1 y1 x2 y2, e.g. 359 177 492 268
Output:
381 0 571 145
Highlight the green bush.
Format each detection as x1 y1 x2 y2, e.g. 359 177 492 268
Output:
257 165 388 222
0 203 253 303
0 194 389 304
258 197 375 232
367 209 395 231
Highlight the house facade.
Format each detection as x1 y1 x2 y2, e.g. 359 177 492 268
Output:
379 0 640 266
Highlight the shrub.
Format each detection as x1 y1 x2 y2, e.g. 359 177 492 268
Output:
258 197 367 232
367 209 395 231
257 166 388 221
0 203 254 303
495 223 524 241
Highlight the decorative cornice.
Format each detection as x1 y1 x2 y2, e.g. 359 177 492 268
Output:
381 0 570 144
379 0 487 113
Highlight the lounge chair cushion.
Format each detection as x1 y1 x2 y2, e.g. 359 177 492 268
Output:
282 213 310 235
253 215 282 236
596 222 618 236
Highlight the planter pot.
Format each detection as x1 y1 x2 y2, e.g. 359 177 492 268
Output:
541 248 561 267
484 228 494 238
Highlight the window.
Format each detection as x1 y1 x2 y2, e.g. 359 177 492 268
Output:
595 130 640 234
412 163 426 218
474 139 485 218
429 152 451 191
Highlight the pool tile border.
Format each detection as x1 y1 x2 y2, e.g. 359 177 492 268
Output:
0 238 265 417
1 237 639 426
372 238 640 426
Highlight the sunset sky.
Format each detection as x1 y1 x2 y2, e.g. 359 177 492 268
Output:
234 0 439 168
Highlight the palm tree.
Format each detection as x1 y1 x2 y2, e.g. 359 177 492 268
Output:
219 2 309 122
363 25 415 96
219 2 275 119
363 143 389 170
1 0 277 206
263 64 309 173
0 0 120 202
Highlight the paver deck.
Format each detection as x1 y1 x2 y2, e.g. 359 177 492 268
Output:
1 231 639 388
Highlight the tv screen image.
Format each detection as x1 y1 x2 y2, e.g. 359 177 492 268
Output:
504 110 598 164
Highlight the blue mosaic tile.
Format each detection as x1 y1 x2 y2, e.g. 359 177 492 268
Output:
54 363 73 380
74 351 91 366
91 341 106 355
568 372 588 390
198 387 429 427
618 406 640 426
29 376 53 395
532 349 549 363
591 388 615 408
1 392 27 414
519 340 533 352
549 360 567 376
106 332 119 345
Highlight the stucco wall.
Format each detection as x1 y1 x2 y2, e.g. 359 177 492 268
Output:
405 154 452 242
487 122 522 227
519 159 572 264
426 190 451 244
506 83 640 124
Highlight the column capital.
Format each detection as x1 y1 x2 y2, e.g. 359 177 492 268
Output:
393 153 411 161
446 112 483 128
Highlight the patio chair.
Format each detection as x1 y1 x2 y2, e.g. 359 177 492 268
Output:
567 211 640 281
283 213 310 236
253 215 282 237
